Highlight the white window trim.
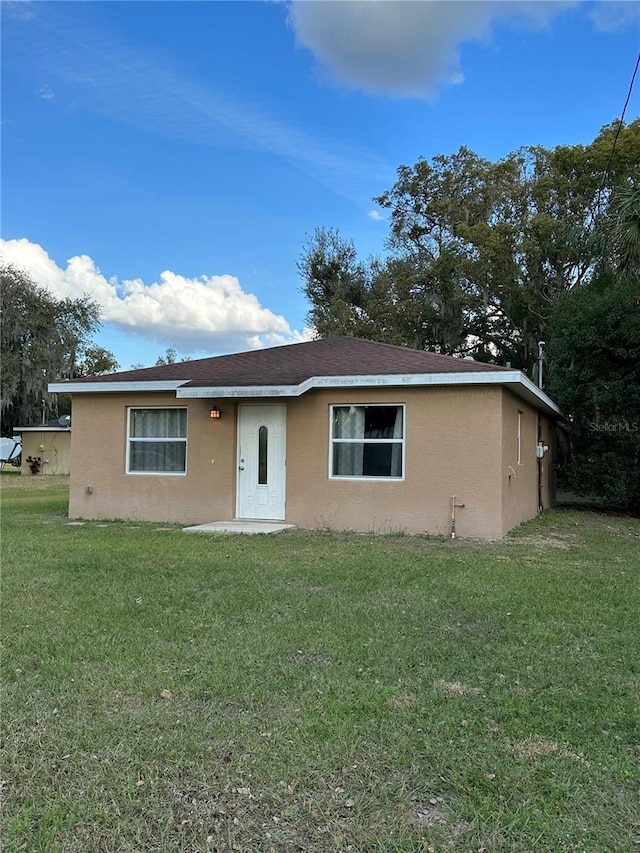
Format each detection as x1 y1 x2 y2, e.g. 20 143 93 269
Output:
329 403 406 482
126 406 188 476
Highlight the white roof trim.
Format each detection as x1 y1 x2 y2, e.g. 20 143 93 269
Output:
509 372 562 416
176 371 561 416
47 380 186 393
48 371 560 417
13 426 71 433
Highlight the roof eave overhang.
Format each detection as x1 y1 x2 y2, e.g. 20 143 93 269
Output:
13 426 71 433
49 372 561 417
48 380 187 393
176 372 562 417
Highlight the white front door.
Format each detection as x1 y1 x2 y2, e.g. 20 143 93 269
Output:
237 405 286 520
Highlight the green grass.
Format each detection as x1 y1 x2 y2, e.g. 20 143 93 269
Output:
1 475 639 852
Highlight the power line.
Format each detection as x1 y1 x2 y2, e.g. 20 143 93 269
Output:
570 49 640 290
593 50 640 220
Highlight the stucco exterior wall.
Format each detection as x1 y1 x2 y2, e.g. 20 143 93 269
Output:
285 386 504 538
68 393 238 524
19 430 71 476
500 390 556 536
68 385 511 538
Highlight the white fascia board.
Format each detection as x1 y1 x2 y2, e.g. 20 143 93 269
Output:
507 372 562 416
13 426 71 433
176 371 561 416
314 371 520 388
51 371 560 416
48 380 186 394
177 384 305 399
176 372 508 398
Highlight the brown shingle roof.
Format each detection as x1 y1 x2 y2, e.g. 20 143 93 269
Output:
52 338 565 416
67 337 510 387
188 337 512 387
66 337 510 387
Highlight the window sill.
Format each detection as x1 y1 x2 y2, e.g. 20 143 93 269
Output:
329 475 405 482
126 471 187 476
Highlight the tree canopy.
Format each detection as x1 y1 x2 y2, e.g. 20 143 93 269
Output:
75 345 120 378
300 119 640 375
547 184 640 510
0 265 105 434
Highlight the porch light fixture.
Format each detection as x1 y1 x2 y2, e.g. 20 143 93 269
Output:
209 406 222 420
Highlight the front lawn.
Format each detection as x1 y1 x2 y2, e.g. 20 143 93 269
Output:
1 476 638 852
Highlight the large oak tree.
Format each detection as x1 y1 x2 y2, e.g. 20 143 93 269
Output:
300 119 640 374
1 265 103 434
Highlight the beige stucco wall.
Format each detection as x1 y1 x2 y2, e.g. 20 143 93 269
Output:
19 430 71 476
286 386 504 538
67 385 525 538
69 393 238 524
500 390 556 537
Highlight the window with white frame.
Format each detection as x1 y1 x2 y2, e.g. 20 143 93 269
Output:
127 408 187 474
330 405 404 479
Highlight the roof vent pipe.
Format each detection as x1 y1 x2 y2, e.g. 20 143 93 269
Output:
537 341 545 389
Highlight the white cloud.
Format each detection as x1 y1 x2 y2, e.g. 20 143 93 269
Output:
288 0 576 98
2 1 35 21
367 209 385 221
0 238 311 354
588 1 640 32
37 84 55 100
12 5 392 208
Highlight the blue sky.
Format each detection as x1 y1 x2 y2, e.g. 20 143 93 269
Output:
2 0 639 370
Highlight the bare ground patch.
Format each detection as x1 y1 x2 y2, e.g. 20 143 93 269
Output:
508 738 590 765
505 533 579 550
0 473 69 491
433 679 483 697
